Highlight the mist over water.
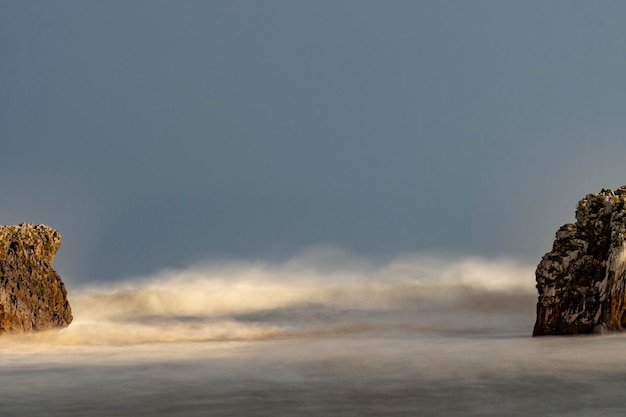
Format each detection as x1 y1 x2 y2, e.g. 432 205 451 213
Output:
3 252 626 416
5 252 536 347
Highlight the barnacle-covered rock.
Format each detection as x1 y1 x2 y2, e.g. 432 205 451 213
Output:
534 186 626 335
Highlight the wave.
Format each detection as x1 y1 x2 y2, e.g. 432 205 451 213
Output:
0 251 538 348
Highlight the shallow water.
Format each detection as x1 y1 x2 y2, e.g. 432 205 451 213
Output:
2 255 624 416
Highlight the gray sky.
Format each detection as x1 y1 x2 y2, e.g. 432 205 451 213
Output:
3 1 626 283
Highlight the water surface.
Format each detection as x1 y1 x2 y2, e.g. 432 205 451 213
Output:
1 255 622 416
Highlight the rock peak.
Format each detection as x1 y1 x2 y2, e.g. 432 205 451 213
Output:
534 186 626 335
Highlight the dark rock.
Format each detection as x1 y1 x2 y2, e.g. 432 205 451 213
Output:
0 223 72 333
533 187 626 336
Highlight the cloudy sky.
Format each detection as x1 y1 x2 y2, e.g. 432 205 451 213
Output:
3 1 626 283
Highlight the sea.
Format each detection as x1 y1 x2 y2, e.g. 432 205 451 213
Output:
1 251 625 416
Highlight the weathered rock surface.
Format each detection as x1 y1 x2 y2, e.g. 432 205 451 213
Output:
0 223 72 333
533 186 626 336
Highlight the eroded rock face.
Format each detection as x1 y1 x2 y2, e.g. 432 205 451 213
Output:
0 223 72 333
534 186 626 336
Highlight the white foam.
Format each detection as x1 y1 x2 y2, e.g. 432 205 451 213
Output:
0 251 537 348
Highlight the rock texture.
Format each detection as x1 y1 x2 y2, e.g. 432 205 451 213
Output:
0 223 72 333
534 186 626 336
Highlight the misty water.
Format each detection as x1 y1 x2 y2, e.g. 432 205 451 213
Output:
2 253 625 416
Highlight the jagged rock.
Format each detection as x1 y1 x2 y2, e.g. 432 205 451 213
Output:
533 187 626 336
0 223 72 333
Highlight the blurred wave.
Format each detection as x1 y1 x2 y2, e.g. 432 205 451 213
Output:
0 251 537 347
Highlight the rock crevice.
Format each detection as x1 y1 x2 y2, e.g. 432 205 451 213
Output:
0 223 72 333
534 186 626 336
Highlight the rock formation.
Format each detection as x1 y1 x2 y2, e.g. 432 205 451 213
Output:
533 186 626 336
0 223 72 333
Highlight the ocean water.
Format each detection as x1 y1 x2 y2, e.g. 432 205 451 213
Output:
2 253 625 416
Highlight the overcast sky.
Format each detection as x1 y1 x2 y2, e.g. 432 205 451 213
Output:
3 1 626 283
